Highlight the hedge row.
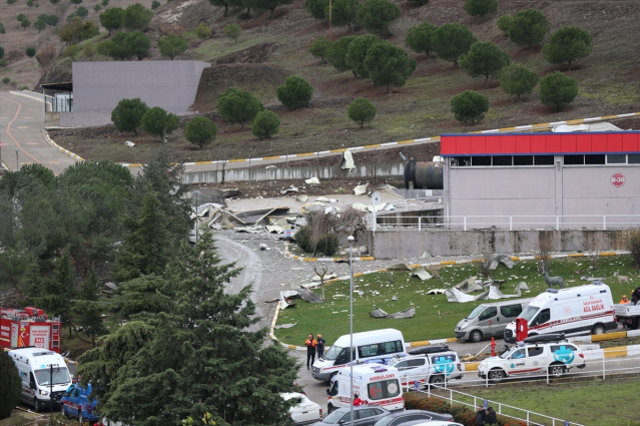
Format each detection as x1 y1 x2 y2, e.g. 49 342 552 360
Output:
403 392 527 426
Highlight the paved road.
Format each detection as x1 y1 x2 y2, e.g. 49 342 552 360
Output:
0 92 77 174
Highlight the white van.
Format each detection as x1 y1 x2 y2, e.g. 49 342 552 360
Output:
326 364 404 413
455 298 533 342
504 282 617 343
312 329 406 382
9 347 73 411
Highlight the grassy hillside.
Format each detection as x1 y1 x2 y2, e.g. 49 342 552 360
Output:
41 0 640 164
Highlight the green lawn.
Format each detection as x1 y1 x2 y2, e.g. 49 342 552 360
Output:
464 380 640 426
274 255 638 346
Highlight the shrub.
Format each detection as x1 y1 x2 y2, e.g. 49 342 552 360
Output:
2 77 9 84
50 0 60 3
20 85 29 90
36 44 56 67
158 34 188 59
223 23 241 43
184 116 218 149
464 0 497 18
7 0 18 4
10 81 17 87
325 0 359 29
195 23 211 39
111 98 148 135
63 44 80 60
71 0 83 6
27 0 34 6
348 97 376 128
151 0 160 9
500 64 539 100
304 0 328 20
295 226 313 252
539 71 578 111
496 14 512 33
0 46 4 60
93 4 101 11
450 90 489 125
76 6 89 17
277 75 313 110
251 110 280 139
140 107 180 141
58 17 99 44
217 88 263 128
17 14 26 22
316 234 339 256
25 47 37 57
122 3 153 31
627 229 640 268
101 0 108 5
0 351 22 419
83 43 96 60
0 59 7 67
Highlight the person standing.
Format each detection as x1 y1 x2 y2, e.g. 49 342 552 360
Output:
353 393 363 406
475 406 486 426
486 407 497 425
316 334 326 358
305 334 317 369
620 295 630 304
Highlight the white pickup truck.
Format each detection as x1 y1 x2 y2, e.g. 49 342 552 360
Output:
614 303 640 329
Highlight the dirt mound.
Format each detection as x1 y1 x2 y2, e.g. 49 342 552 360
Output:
217 43 276 64
191 63 289 112
152 0 217 31
37 60 73 89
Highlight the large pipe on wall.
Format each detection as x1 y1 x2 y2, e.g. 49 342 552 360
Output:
404 160 443 189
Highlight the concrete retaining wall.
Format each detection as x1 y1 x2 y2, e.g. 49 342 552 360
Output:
182 163 404 184
370 228 627 259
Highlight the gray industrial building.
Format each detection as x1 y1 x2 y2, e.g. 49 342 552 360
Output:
57 60 210 127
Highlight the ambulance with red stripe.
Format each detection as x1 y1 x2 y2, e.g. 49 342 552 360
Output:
504 282 616 343
326 364 404 414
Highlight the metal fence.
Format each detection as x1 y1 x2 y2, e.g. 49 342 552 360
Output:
376 214 640 231
400 345 640 426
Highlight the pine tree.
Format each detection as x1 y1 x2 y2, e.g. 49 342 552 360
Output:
73 266 108 347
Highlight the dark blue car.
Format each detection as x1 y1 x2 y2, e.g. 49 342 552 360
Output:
61 383 99 424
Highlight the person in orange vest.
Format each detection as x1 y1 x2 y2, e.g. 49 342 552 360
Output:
620 295 630 304
305 334 317 369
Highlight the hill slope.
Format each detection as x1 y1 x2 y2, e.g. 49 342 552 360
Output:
32 0 640 163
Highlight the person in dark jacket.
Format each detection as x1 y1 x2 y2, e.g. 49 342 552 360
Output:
316 334 326 358
305 334 317 369
475 406 486 426
486 407 497 425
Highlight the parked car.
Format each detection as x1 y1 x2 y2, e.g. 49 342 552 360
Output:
281 392 323 425
385 351 465 387
455 299 533 342
477 334 586 383
401 421 463 426
372 409 454 426
311 406 390 426
61 383 99 424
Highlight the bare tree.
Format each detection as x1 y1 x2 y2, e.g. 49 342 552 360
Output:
584 232 608 270
313 265 329 301
476 249 493 280
535 231 554 273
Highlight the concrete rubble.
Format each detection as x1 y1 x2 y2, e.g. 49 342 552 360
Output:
370 307 416 319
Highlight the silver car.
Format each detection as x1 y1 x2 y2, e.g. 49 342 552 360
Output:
312 406 390 426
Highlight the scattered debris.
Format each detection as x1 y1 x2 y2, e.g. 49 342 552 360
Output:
411 268 433 281
340 150 355 172
370 307 416 319
274 322 297 329
454 278 484 293
487 282 529 299
280 186 299 194
354 184 368 196
426 289 446 295
313 273 337 281
388 264 411 271
295 194 309 202
370 308 388 318
259 243 271 251
445 288 490 303
124 141 135 147
305 177 320 185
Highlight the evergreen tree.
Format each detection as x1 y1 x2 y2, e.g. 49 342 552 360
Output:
157 34 189 60
348 97 376 128
450 90 489 125
254 0 293 20
405 21 437 58
363 41 416 93
223 23 241 43
122 3 153 30
356 0 401 36
252 110 280 139
73 266 108 347
328 35 356 76
83 42 96 60
277 75 314 110
99 7 124 33
304 0 328 20
496 14 512 33
34 19 46 32
463 0 497 18
326 0 359 29
500 63 539 100
0 351 22 420
217 88 264 128
111 98 148 135
345 34 382 78
209 0 241 18
539 71 578 111
308 36 332 64
542 26 593 71
184 116 218 149
459 41 510 87
126 31 151 60
141 107 180 141
432 22 477 69
78 232 299 425
508 9 550 49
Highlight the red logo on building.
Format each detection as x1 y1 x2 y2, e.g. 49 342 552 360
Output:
611 173 625 187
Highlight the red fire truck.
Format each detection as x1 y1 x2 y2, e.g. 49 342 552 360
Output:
0 307 61 353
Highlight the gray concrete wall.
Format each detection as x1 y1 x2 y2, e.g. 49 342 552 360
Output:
370 228 627 259
61 111 112 127
62 61 210 127
182 163 404 184
444 161 640 227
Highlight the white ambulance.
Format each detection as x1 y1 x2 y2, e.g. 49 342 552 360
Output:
504 282 617 343
326 364 404 414
312 329 406 382
8 347 72 411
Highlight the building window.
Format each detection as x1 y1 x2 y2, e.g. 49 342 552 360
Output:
471 157 491 166
534 156 554 165
564 155 584 165
607 154 626 164
493 156 513 166
585 155 606 165
514 156 534 166
629 154 640 164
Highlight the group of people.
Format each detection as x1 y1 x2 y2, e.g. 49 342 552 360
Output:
476 406 497 425
620 287 640 305
305 333 326 369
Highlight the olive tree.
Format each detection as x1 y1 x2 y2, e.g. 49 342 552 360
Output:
450 90 489 125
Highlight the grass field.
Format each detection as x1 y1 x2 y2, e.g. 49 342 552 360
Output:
458 379 640 426
274 255 638 346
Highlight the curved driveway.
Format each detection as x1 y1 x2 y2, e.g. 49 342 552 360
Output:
0 92 77 174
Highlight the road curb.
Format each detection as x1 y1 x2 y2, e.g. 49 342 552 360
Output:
42 130 85 162
283 242 375 262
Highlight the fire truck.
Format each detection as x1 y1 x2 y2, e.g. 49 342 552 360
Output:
0 307 61 353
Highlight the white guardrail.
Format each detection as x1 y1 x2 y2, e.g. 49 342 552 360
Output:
401 346 640 426
377 214 640 231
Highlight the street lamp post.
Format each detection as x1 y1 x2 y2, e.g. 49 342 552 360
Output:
193 189 201 243
347 235 355 426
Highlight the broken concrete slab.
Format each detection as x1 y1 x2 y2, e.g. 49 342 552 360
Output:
280 186 299 194
454 278 484 293
295 194 309 203
387 307 416 319
354 184 368 196
370 308 388 318
305 177 320 185
446 288 490 303
274 322 297 329
299 288 324 303
411 268 433 281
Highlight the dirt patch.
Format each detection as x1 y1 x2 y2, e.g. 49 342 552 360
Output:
191 63 289 111
216 42 276 64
